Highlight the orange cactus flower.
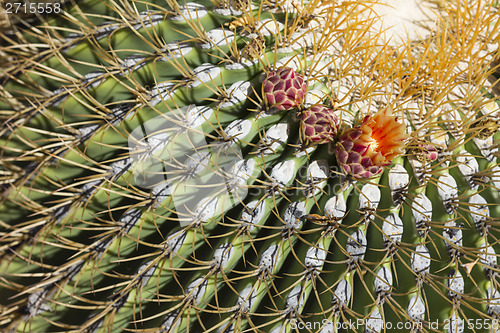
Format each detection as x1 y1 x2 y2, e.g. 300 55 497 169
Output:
335 106 408 179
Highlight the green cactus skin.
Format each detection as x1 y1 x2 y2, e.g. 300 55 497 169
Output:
0 0 499 332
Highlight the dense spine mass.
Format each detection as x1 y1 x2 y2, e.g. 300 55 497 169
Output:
0 0 499 332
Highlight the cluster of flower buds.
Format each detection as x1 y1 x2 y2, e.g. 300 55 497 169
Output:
300 104 339 144
409 140 439 163
262 67 307 111
262 67 408 179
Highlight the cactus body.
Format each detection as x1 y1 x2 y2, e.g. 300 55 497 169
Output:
0 1 500 333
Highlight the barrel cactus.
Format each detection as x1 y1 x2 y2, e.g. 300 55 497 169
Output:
0 0 499 332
